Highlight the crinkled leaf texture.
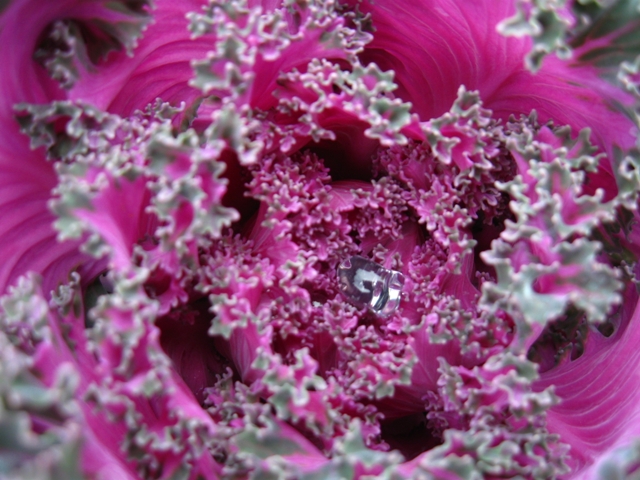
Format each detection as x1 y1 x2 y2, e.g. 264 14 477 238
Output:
2 0 640 479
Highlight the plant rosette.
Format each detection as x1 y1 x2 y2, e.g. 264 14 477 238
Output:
1 1 640 479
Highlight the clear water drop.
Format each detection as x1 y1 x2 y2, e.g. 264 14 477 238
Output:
337 256 405 317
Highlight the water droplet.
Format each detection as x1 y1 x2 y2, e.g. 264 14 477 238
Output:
337 255 405 317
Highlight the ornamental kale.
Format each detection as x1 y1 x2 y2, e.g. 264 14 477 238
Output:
1 0 640 479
